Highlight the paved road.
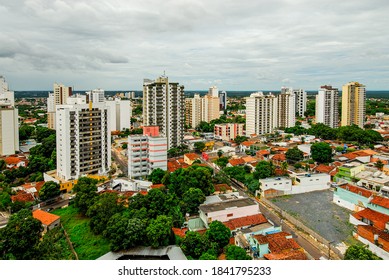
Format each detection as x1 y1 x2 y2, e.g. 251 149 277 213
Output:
112 148 128 174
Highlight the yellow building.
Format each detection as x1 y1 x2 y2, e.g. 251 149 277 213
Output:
341 82 366 128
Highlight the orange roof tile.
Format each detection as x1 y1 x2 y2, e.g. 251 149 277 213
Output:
241 141 256 147
223 214 268 231
172 227 188 238
314 164 335 174
11 191 35 202
32 209 60 226
258 150 270 156
353 208 389 231
242 156 257 163
228 158 246 166
357 225 389 243
272 154 286 161
4 157 25 165
184 153 200 161
264 250 307 260
150 184 165 189
370 196 389 209
339 184 373 198
214 183 233 193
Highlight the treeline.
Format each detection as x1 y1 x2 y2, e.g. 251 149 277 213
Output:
284 123 383 146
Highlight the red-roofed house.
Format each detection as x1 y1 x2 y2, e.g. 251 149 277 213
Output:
271 153 286 165
223 214 268 232
11 191 35 203
350 208 389 231
3 156 28 169
227 158 246 167
172 227 188 238
213 183 233 194
248 231 307 259
32 209 60 234
184 153 200 165
353 225 389 259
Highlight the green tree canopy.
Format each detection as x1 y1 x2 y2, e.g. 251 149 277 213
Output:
146 215 173 248
311 142 332 163
344 245 381 260
253 160 275 179
206 221 231 252
73 177 98 215
225 245 252 260
148 168 167 184
39 181 60 201
194 141 206 152
234 135 249 145
0 209 43 259
181 231 210 259
180 188 206 215
285 147 304 163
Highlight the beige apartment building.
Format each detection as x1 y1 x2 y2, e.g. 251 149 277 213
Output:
341 82 366 128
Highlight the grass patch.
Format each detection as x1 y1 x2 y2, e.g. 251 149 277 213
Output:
52 206 110 260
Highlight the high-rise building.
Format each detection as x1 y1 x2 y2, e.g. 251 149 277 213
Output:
185 92 220 129
214 123 244 141
105 99 132 132
341 82 366 128
86 89 105 104
246 92 278 136
0 76 19 156
128 126 167 179
56 100 111 181
281 87 306 117
209 86 219 98
277 92 295 128
315 85 339 128
203 94 220 123
47 83 72 129
219 91 227 111
143 76 184 149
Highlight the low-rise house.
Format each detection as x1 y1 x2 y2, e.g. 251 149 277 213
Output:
184 153 200 165
11 191 35 203
213 183 233 194
32 209 61 234
334 162 365 182
248 231 307 260
350 208 389 231
227 158 246 167
199 195 259 228
111 178 152 192
353 225 389 259
355 170 389 192
223 213 268 233
3 155 28 169
333 184 373 212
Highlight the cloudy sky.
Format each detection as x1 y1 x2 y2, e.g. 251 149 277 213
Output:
1 0 389 91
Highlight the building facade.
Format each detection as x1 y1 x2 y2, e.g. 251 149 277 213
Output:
47 83 72 129
214 123 244 141
0 76 19 156
128 127 167 179
56 102 111 181
105 99 132 132
341 82 366 128
315 85 339 128
245 92 278 136
143 76 184 149
277 92 295 128
219 91 227 111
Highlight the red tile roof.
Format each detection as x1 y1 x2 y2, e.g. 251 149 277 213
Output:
339 184 373 198
357 225 389 243
32 209 60 226
11 191 35 202
353 208 389 231
213 184 233 193
257 150 270 156
167 159 189 172
271 153 286 161
223 214 268 231
172 227 188 238
184 153 200 161
228 158 246 166
264 250 307 260
314 164 335 174
22 181 45 192
370 157 389 165
241 141 256 147
150 184 165 189
4 156 26 165
370 196 389 209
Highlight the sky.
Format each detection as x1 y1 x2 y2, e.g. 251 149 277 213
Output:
1 0 389 91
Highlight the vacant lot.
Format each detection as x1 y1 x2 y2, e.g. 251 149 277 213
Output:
271 190 355 246
52 206 110 260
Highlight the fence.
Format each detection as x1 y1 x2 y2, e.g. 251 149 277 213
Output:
261 198 344 259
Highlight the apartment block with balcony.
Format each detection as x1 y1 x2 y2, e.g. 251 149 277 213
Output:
277 92 295 128
56 102 111 181
214 123 244 141
315 85 339 128
341 82 366 128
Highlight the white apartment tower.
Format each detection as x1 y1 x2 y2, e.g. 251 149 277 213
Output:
341 82 366 128
105 99 132 132
86 89 105 104
47 83 72 129
245 92 278 136
315 85 339 128
143 76 184 149
209 86 219 98
281 87 306 117
56 101 111 181
0 76 19 156
277 92 296 128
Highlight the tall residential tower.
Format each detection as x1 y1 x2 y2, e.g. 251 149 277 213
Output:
315 85 339 128
341 82 366 128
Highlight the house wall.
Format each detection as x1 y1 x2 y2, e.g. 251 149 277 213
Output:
353 232 389 260
332 187 369 211
368 202 389 216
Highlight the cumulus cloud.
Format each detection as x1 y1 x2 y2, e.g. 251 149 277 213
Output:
0 0 389 90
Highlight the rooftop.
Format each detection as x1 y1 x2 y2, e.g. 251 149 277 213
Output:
223 214 268 231
32 209 60 226
199 197 257 213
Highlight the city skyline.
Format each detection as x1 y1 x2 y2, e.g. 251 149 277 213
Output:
1 0 389 91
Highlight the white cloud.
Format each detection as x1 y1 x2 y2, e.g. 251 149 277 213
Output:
1 0 389 90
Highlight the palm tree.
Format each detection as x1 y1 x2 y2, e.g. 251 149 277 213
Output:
280 161 288 175
375 160 384 171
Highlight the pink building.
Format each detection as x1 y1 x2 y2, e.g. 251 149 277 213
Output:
214 123 244 141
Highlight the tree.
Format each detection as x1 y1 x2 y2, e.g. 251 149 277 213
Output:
224 166 246 182
280 161 289 175
180 188 206 215
87 192 124 235
146 215 173 248
217 149 223 158
39 181 60 201
206 221 231 252
285 147 303 163
234 135 248 145
0 209 43 259
104 213 147 251
180 231 210 259
214 157 229 168
194 141 206 152
196 121 213 133
19 125 35 141
374 160 384 171
344 245 381 260
0 191 11 211
148 168 167 184
35 126 56 143
311 142 332 163
73 177 98 215
253 161 275 179
225 245 252 260
0 160 6 171
199 252 218 260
